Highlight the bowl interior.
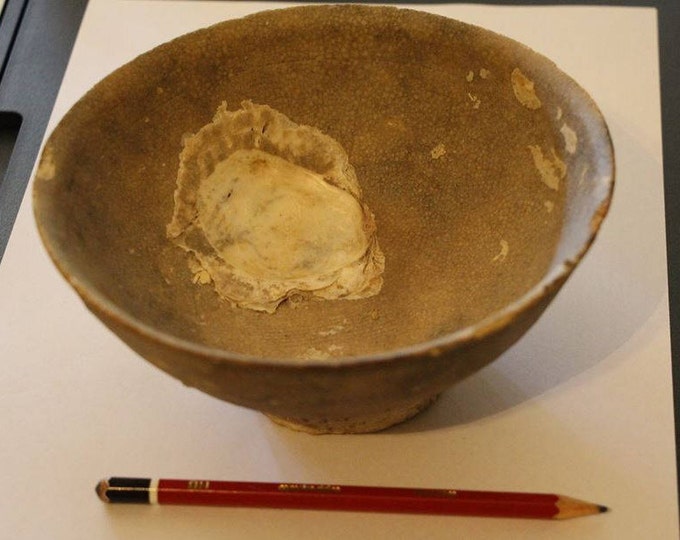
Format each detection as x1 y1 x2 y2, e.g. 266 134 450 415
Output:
33 6 613 361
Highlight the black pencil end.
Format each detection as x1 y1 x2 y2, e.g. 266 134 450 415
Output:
95 479 110 503
598 505 609 514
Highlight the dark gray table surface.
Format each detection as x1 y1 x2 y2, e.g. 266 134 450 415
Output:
0 0 678 506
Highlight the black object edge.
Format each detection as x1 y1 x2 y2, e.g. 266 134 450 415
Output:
658 0 680 518
0 0 87 261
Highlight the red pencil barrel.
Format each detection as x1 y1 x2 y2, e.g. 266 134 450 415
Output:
156 480 559 518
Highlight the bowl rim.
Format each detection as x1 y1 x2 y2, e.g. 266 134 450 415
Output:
32 4 616 369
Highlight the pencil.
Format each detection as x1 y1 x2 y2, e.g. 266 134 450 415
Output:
96 477 608 520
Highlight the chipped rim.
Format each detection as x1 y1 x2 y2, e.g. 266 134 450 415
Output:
32 4 616 370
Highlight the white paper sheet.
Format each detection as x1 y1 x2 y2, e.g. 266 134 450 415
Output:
0 1 675 538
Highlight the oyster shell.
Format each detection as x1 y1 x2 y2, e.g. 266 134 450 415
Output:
167 101 384 313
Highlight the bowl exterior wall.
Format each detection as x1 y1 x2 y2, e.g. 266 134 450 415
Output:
88 284 560 433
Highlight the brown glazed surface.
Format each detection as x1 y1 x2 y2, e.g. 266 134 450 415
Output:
32 5 614 433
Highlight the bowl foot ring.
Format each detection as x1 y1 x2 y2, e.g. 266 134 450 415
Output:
266 394 440 434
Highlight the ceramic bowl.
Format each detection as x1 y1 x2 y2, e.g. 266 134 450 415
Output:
33 5 614 433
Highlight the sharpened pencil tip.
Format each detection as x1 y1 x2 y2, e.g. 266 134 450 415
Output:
598 505 609 513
